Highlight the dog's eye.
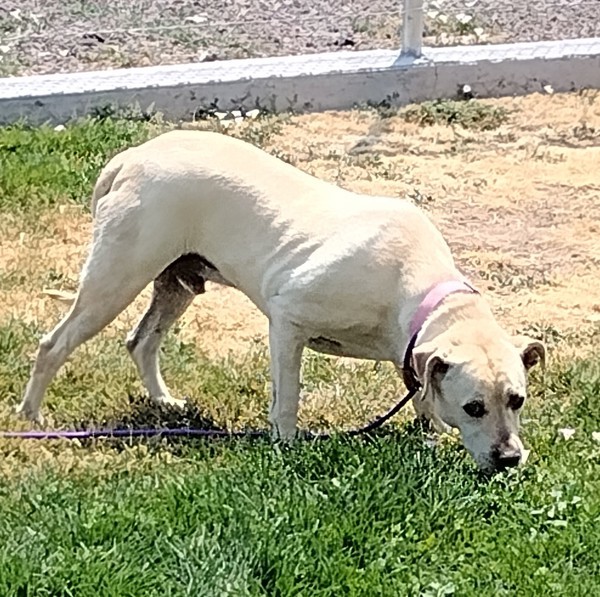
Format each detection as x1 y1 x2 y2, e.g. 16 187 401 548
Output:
508 393 525 411
463 400 486 418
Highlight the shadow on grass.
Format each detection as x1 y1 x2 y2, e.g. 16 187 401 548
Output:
76 392 430 445
68 394 491 481
69 393 265 452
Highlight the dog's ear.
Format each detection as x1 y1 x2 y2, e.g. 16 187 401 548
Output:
512 335 546 371
412 342 451 400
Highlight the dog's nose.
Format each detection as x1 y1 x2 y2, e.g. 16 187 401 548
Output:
493 448 521 470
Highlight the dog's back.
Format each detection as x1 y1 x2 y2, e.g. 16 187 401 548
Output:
88 131 458 310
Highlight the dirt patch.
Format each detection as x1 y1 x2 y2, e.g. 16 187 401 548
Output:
1 91 600 358
0 0 597 76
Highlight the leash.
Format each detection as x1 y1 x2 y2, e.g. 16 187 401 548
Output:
0 345 422 441
0 385 420 442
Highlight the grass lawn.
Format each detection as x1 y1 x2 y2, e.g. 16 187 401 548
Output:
0 110 599 596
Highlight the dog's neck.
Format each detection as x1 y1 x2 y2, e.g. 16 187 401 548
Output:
399 281 482 391
414 290 499 348
408 280 477 339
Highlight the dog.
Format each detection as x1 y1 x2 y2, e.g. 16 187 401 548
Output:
17 130 545 472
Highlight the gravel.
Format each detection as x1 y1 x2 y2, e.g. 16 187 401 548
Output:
0 0 598 76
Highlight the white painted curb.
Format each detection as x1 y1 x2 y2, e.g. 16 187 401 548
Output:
1 38 599 124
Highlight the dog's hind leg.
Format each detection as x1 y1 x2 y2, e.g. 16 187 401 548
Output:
126 255 206 409
17 199 160 423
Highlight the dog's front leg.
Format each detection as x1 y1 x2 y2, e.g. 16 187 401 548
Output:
268 317 305 441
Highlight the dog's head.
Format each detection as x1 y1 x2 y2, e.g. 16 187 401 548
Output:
412 331 545 472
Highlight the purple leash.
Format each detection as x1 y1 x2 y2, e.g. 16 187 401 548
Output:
0 428 263 440
0 384 420 442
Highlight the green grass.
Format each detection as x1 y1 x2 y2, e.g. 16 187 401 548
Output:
0 118 155 215
0 320 599 595
1 426 597 597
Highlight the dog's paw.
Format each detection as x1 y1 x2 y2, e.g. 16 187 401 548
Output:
151 395 187 410
270 425 298 443
15 402 45 426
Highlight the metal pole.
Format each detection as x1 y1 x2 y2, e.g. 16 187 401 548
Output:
401 0 424 57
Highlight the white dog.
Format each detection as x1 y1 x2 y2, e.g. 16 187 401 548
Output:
17 130 545 471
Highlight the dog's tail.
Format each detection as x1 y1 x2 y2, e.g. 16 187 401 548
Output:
42 289 76 305
90 152 128 217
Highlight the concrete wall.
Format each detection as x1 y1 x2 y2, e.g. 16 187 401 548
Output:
1 38 599 124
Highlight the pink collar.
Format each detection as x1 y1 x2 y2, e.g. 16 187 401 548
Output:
409 280 478 339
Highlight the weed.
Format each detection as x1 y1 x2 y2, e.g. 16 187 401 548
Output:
472 259 556 292
89 103 160 122
517 322 568 350
402 99 509 130
407 188 435 208
424 5 486 43
0 50 22 77
185 109 293 154
578 88 599 126
268 148 297 165
359 92 402 119
228 113 291 148
0 111 293 220
321 151 403 183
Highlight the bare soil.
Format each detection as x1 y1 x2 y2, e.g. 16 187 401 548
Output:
1 92 599 359
0 0 598 76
